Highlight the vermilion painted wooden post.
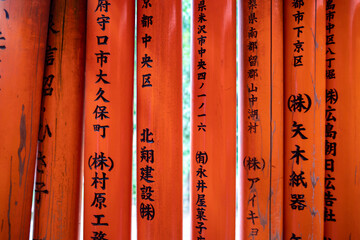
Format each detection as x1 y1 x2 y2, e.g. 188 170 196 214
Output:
136 0 183 239
240 1 283 239
84 0 135 239
32 0 86 239
284 0 325 239
324 1 360 239
191 1 236 239
0 1 51 239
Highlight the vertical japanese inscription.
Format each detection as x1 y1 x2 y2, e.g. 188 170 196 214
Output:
241 1 284 239
243 0 262 238
138 0 156 222
324 0 337 226
194 1 209 239
89 0 112 238
35 13 59 206
247 0 259 135
192 1 236 238
139 128 155 220
285 0 325 239
137 1 182 237
287 1 309 239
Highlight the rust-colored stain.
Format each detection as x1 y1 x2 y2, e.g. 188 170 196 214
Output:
0 0 51 239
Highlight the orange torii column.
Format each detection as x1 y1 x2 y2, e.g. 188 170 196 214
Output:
324 1 360 239
32 0 86 239
137 0 182 239
84 0 135 239
0 1 50 239
191 1 236 239
284 0 325 239
240 0 283 239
